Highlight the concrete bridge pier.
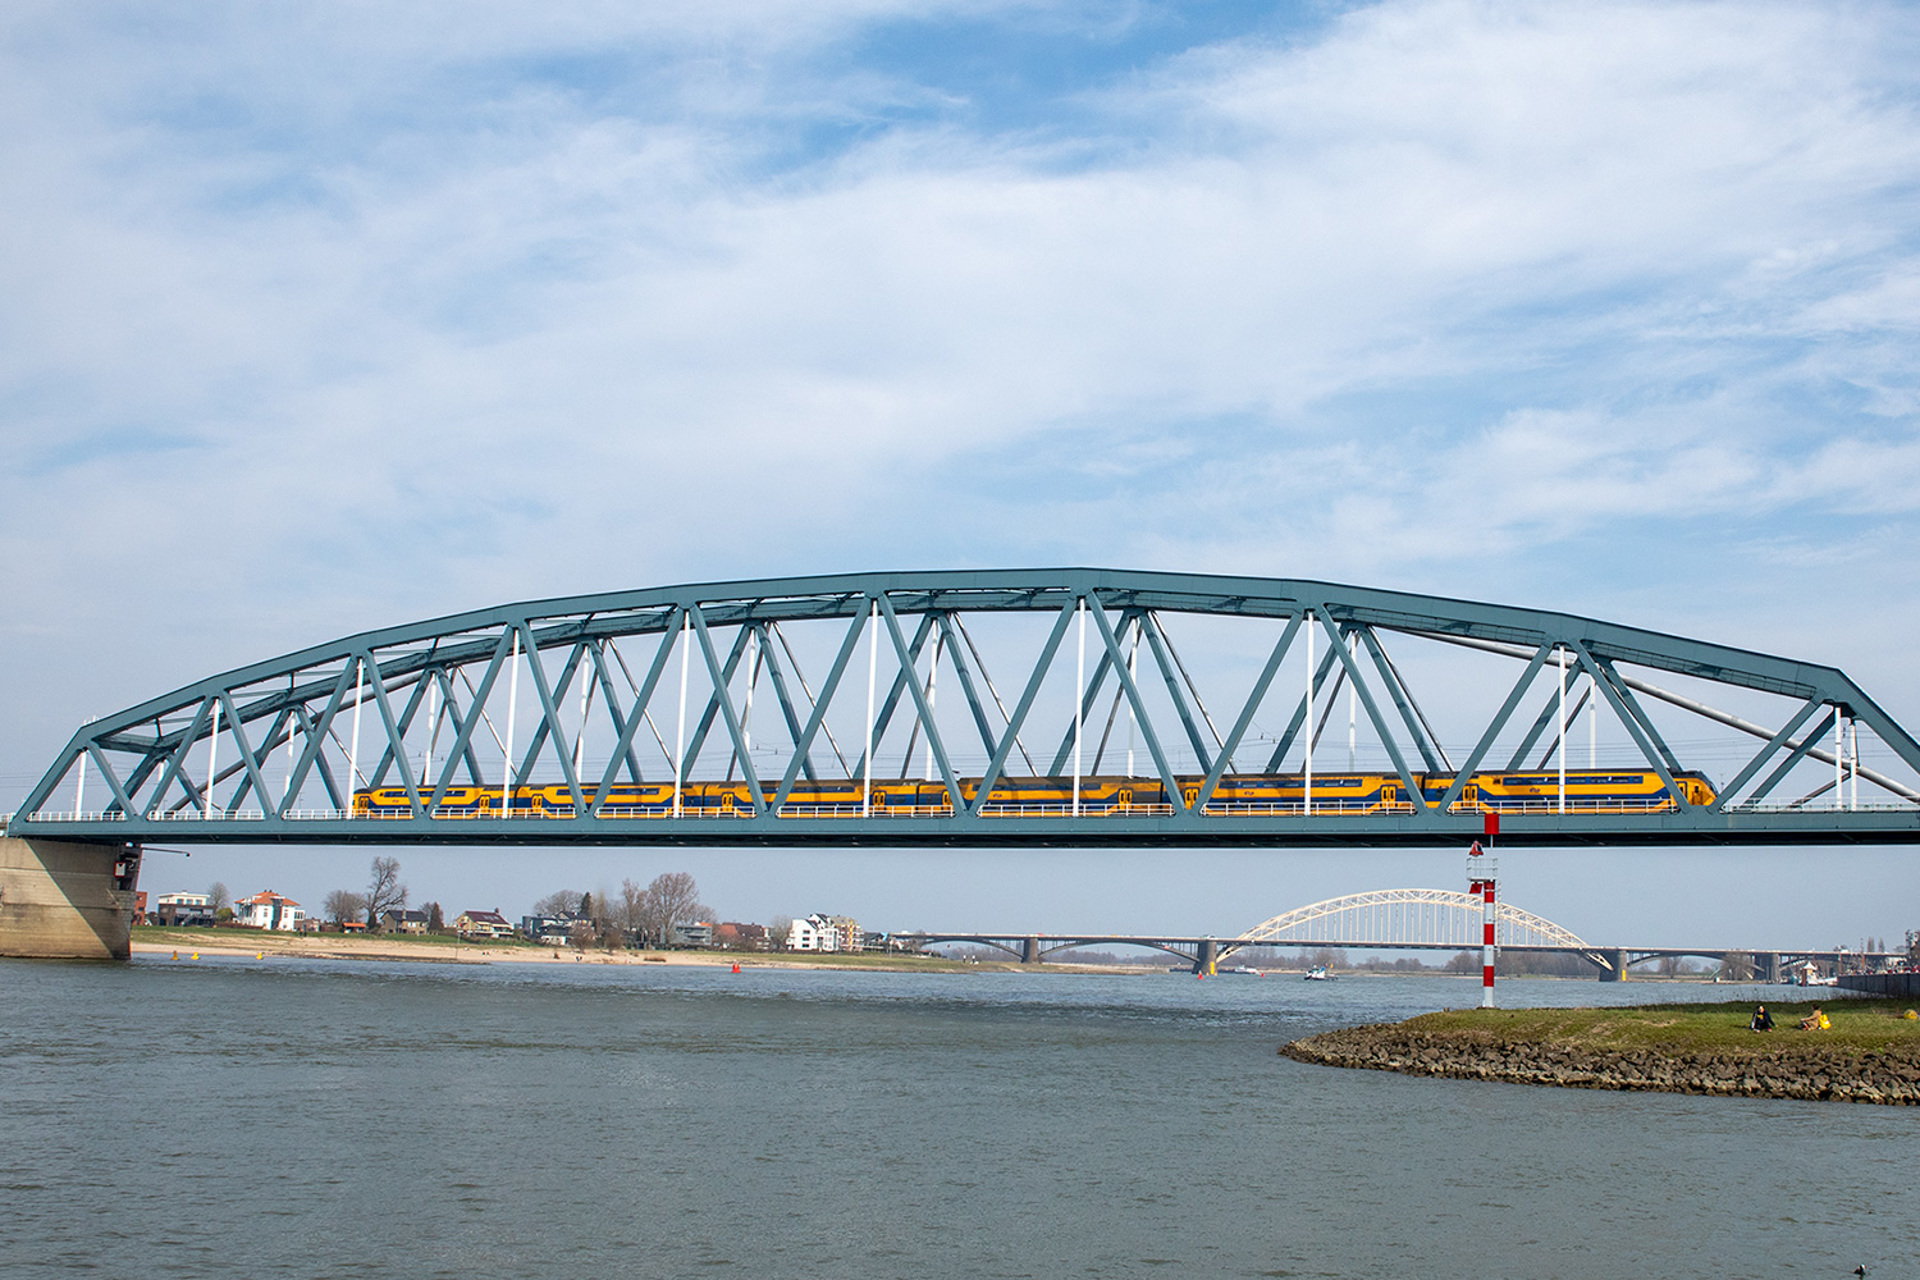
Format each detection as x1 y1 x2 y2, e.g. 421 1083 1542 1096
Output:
1197 938 1218 975
0 837 142 960
1598 947 1630 982
1756 952 1782 984
1021 935 1041 965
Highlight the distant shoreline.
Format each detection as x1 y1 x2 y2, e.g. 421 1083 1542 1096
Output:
1282 1001 1920 1104
126 927 1161 974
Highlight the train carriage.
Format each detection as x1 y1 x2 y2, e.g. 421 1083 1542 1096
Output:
353 766 1715 820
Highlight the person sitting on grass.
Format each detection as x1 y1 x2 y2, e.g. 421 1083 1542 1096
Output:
1798 1006 1830 1031
1749 1004 1774 1032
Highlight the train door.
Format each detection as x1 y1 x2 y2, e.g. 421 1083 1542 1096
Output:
1381 783 1397 811
1183 786 1199 809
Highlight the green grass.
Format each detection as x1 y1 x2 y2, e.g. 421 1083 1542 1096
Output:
1410 1000 1920 1055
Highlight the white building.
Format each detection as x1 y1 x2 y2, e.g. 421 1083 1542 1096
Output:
787 913 863 953
235 889 305 931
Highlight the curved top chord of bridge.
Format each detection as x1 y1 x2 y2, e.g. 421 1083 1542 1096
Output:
9 568 1920 847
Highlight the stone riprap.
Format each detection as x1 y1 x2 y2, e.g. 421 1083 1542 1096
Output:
1282 1017 1920 1104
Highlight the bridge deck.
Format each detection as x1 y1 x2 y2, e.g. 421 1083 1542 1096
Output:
12 808 1919 845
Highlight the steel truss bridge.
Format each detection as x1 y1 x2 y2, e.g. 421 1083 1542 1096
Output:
906 888 1904 978
9 569 1920 847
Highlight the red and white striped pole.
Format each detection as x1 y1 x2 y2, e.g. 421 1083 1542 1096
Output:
1469 813 1499 1008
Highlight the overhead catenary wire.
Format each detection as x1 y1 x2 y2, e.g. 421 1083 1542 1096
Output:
1413 630 1920 802
951 613 1037 775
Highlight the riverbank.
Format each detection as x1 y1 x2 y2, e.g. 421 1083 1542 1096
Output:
126 927 1156 974
1282 1001 1920 1103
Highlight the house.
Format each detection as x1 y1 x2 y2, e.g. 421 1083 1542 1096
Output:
235 890 305 931
672 921 714 947
520 913 582 945
713 922 767 950
787 913 864 953
131 891 149 925
381 909 430 934
455 909 515 939
152 892 217 927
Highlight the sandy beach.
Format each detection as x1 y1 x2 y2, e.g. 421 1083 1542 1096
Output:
128 927 1152 973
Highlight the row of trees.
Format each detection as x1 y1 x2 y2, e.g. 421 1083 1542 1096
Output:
322 857 417 928
528 872 714 948
303 861 723 943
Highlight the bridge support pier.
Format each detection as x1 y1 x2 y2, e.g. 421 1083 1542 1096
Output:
1757 952 1782 984
1197 938 1218 976
1021 935 1041 965
0 837 142 960
1598 947 1630 982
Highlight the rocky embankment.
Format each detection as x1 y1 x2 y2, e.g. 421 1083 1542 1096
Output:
1282 1021 1920 1104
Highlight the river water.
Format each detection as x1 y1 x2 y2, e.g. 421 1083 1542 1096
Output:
2 957 1912 1278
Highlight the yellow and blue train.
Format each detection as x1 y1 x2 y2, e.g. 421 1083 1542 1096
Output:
352 768 1714 817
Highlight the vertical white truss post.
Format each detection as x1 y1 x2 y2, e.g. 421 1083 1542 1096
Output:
1304 611 1314 816
1850 718 1859 812
924 632 941 783
743 629 757 758
425 678 441 795
348 659 364 814
502 634 520 818
285 704 298 806
1072 598 1088 816
1836 712 1845 811
863 599 879 818
206 699 222 821
1126 629 1139 779
573 650 591 790
674 614 690 818
73 721 87 816
1588 674 1597 768
1557 646 1568 814
1348 634 1357 772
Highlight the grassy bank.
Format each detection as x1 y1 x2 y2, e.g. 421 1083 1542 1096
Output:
1283 1000 1920 1103
1413 1000 1920 1054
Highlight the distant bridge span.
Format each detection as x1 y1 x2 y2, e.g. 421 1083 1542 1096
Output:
905 888 1903 979
10 569 1920 848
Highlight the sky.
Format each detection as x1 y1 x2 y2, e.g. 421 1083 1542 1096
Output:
4 0 1920 954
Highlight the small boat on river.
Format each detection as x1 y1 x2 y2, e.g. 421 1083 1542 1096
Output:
1304 964 1333 981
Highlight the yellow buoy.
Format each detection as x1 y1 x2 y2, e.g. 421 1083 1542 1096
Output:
171 950 177 960
191 952 199 960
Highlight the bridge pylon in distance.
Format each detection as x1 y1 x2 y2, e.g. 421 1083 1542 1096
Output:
8 568 1920 849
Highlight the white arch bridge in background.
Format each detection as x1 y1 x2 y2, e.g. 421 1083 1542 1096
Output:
1236 887 1589 951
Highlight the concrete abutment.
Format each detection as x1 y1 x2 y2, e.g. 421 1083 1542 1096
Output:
0 837 141 960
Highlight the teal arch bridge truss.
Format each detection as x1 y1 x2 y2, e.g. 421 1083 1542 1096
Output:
10 569 1920 846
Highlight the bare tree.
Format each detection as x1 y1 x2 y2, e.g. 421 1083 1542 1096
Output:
425 902 444 932
208 882 230 914
324 889 367 927
767 915 793 949
616 879 647 937
365 856 407 926
532 889 582 918
638 872 708 947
